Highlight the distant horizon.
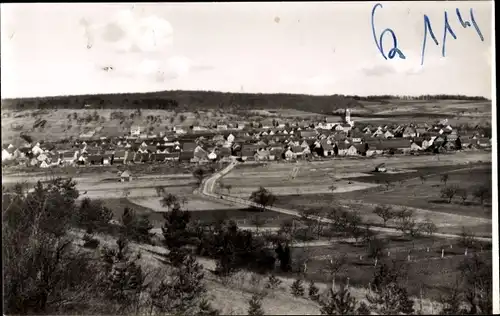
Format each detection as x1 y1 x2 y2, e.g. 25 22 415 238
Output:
0 88 491 102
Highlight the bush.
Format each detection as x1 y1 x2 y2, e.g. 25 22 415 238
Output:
248 293 265 316
319 286 358 315
121 207 154 243
308 280 320 301
291 279 305 297
265 275 282 291
82 233 100 249
75 197 113 232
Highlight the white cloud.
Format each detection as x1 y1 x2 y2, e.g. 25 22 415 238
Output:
81 9 200 83
83 9 173 54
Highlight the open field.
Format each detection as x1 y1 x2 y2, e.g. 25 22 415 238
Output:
102 198 296 229
221 152 491 198
357 99 491 116
2 162 197 178
273 165 492 236
220 153 492 237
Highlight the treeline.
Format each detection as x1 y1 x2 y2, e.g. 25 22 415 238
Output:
353 95 489 101
1 90 362 114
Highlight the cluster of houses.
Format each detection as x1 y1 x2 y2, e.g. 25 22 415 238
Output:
1 111 492 169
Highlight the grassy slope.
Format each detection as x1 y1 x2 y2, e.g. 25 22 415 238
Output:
71 229 446 314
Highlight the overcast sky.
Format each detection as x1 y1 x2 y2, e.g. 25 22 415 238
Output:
1 2 493 99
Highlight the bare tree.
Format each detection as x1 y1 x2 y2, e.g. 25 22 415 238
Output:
328 184 337 193
441 185 459 203
395 209 421 247
472 184 491 206
419 175 426 184
250 214 266 234
225 184 232 195
192 167 206 186
457 187 468 204
250 186 276 212
384 181 392 191
300 208 323 240
373 205 395 227
440 174 449 186
324 254 347 291
418 219 437 237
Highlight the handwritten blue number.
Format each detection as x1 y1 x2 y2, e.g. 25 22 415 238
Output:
442 11 457 58
422 8 484 65
456 8 484 41
421 15 439 66
371 3 406 60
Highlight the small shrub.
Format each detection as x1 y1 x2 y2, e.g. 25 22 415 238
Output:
357 301 371 315
265 274 282 291
82 233 100 249
308 280 320 301
247 293 265 316
291 279 305 297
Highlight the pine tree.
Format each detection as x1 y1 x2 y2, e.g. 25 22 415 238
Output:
308 280 320 301
248 293 265 316
265 275 282 291
196 299 220 316
319 286 358 315
357 301 371 315
151 251 207 314
367 283 414 315
100 237 145 310
291 279 305 297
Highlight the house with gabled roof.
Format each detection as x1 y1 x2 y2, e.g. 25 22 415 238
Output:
383 130 395 139
182 142 197 152
319 140 334 157
254 149 271 161
403 127 417 138
336 143 349 156
192 145 208 163
366 143 384 157
2 148 13 161
103 150 114 165
87 154 104 165
284 148 294 160
410 139 423 152
300 130 317 139
267 147 282 160
240 147 256 161
477 137 491 148
345 144 359 156
113 151 127 164
165 152 180 161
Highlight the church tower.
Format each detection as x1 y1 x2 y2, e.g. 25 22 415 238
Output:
344 109 351 124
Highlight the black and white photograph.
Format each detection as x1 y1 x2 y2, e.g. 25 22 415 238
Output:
1 2 497 315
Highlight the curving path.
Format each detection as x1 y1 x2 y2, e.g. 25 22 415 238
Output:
200 160 492 242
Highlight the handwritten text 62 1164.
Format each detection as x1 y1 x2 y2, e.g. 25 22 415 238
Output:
371 3 485 66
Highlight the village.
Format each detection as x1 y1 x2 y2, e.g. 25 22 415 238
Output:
1 109 492 170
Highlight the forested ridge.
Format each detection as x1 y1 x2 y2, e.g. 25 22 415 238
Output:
1 90 489 114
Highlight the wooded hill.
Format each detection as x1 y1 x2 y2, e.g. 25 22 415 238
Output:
1 90 489 114
1 91 361 114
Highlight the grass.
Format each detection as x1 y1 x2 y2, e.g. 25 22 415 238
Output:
284 235 492 302
102 198 295 228
272 163 492 236
2 161 199 177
